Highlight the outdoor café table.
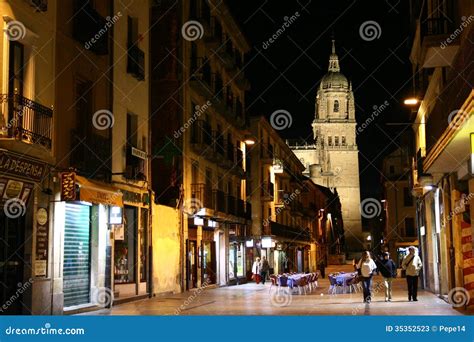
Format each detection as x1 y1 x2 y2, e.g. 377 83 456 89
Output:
282 274 307 289
335 273 356 293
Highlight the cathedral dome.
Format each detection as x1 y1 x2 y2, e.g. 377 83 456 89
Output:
321 71 348 89
320 40 349 90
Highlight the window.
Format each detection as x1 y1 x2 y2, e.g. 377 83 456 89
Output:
335 137 339 146
8 42 24 96
341 136 346 146
403 187 413 207
405 217 415 237
333 100 339 112
127 113 138 147
328 137 332 146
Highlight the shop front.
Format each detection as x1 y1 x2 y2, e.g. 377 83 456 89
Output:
186 218 219 289
228 224 246 284
56 172 123 313
112 189 150 302
0 150 49 314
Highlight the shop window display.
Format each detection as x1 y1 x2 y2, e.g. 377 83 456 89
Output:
115 206 137 283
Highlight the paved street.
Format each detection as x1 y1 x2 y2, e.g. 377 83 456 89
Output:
83 266 465 316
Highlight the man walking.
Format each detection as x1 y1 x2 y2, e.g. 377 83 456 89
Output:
260 256 270 285
402 246 422 301
378 252 397 302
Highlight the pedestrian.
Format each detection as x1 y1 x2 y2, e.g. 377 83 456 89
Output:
260 256 270 284
378 252 397 302
356 251 377 303
252 257 261 284
318 259 326 278
402 246 422 301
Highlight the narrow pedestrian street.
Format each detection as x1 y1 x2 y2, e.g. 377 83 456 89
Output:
82 265 463 316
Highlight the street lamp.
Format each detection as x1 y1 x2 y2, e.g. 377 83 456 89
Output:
244 135 256 145
403 97 420 106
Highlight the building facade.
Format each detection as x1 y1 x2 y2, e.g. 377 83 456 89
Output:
0 0 55 315
248 117 335 274
151 0 252 290
382 146 418 266
409 0 474 306
289 40 363 254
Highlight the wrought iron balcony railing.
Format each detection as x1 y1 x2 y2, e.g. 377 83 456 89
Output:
0 93 53 149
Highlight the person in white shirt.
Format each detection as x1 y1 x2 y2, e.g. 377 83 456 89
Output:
252 257 261 284
402 246 422 301
357 251 377 303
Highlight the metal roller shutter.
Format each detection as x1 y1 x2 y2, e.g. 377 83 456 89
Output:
63 203 91 307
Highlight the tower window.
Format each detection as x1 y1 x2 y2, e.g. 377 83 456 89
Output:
334 100 339 112
335 137 339 146
328 137 332 146
341 136 346 145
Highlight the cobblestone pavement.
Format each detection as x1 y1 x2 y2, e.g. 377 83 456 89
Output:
82 268 466 316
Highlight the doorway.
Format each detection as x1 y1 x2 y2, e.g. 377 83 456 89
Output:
0 211 25 314
187 240 198 289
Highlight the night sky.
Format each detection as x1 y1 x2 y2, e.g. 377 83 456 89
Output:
227 0 414 199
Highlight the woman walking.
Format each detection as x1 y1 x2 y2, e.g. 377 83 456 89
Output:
357 251 377 303
252 257 261 284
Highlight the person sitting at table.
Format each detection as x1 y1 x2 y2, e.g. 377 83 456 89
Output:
252 257 261 284
356 251 377 304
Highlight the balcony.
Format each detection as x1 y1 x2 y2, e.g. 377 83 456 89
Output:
416 15 458 68
70 131 111 181
191 183 213 210
213 189 226 213
236 198 246 218
191 120 213 153
0 94 53 149
127 45 145 81
73 2 108 55
269 221 311 242
290 201 304 216
189 58 213 98
226 195 236 216
261 181 274 201
275 190 290 207
424 38 474 164
245 201 252 220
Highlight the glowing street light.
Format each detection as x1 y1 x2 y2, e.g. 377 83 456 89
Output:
403 98 419 106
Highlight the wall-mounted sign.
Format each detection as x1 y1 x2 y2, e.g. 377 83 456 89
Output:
60 172 76 201
35 207 49 277
3 179 23 199
36 207 48 226
113 224 125 240
131 147 147 160
0 150 46 182
109 206 123 224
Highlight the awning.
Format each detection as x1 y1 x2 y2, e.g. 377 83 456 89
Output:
75 175 123 207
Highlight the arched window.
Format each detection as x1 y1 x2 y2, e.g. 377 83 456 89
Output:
333 100 339 112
